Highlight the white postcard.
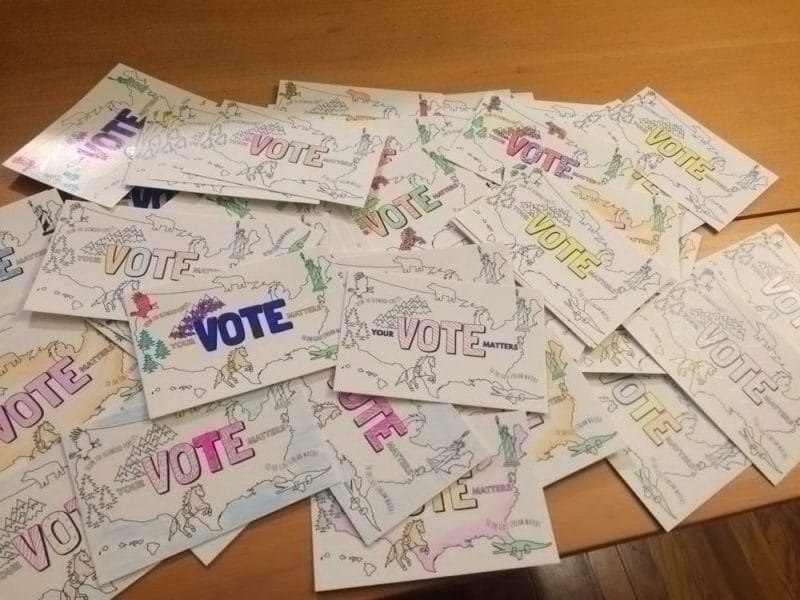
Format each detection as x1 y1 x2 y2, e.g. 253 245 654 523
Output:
3 64 206 206
445 94 621 187
699 225 800 351
274 81 443 119
64 375 340 584
453 173 672 346
126 248 343 417
307 370 488 544
0 319 139 472
335 271 547 412
625 267 800 484
24 200 316 321
589 374 749 530
527 321 623 486
572 89 778 230
311 411 559 590
142 111 387 207
0 445 147 599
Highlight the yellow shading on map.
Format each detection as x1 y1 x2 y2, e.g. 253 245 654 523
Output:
0 319 139 471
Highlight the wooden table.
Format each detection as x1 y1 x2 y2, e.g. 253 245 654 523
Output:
2 1 799 597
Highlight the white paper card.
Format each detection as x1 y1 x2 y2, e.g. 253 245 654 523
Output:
625 268 800 484
335 272 547 412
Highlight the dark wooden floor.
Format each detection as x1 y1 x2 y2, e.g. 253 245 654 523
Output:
395 499 800 600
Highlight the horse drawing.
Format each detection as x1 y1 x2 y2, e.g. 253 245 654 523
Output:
168 484 212 541
395 356 436 392
61 549 96 600
92 279 140 312
385 519 429 570
214 347 253 388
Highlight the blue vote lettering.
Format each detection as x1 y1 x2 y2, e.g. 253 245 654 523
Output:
193 299 293 351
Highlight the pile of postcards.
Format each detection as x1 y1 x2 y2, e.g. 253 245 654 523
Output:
0 64 793 596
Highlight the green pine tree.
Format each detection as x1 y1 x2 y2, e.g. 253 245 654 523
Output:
142 354 158 373
138 329 155 351
153 339 170 359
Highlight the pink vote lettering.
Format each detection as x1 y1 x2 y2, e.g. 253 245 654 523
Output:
12 498 82 572
142 421 255 494
338 393 408 452
398 318 486 357
0 357 92 445
248 135 328 167
505 130 579 178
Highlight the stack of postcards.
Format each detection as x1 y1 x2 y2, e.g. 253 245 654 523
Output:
0 64 793 596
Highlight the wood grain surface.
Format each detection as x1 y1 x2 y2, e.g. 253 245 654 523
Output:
1 1 799 598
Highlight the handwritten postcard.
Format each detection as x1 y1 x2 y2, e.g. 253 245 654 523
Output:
453 173 672 346
527 320 622 486
142 111 387 207
335 271 547 412
625 267 800 484
3 64 206 207
126 248 343 418
0 445 147 600
575 89 778 230
64 375 340 584
336 117 496 251
0 190 63 326
444 94 621 186
274 81 443 119
0 319 139 472
589 374 749 530
24 200 315 321
306 370 488 544
311 411 559 590
699 225 800 351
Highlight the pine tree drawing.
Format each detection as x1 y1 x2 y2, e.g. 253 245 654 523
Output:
170 295 225 339
96 483 117 510
78 474 107 527
153 340 170 359
138 329 155 351
141 354 158 374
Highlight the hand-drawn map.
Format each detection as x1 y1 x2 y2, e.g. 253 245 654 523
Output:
311 411 559 590
3 64 207 207
335 271 547 412
444 94 621 187
0 320 139 472
24 200 315 321
0 445 147 600
565 88 778 230
274 80 443 120
453 173 672 346
307 370 488 544
526 320 622 486
64 375 340 584
140 109 388 207
588 373 749 530
625 267 800 484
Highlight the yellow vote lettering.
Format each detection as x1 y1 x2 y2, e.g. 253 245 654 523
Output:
644 127 715 181
524 212 602 279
